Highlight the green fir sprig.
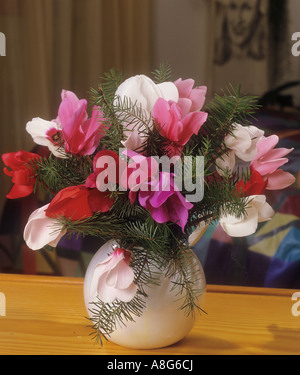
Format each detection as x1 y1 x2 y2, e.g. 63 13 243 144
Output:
151 62 173 83
31 153 93 196
87 293 147 346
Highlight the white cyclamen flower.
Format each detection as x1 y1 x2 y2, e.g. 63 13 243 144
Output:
26 117 66 158
226 124 265 161
114 74 179 150
216 123 265 174
219 195 274 237
89 247 137 303
24 204 66 250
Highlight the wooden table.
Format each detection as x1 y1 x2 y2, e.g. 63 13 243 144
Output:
0 273 299 355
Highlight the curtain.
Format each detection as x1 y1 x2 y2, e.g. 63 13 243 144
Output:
0 0 152 213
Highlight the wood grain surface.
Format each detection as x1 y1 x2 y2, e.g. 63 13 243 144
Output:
0 273 299 355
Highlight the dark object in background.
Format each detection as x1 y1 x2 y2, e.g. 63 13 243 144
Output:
258 81 300 108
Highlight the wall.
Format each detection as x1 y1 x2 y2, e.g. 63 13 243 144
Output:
152 0 210 86
152 0 300 105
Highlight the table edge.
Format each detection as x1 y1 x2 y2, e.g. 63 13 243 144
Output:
0 273 297 297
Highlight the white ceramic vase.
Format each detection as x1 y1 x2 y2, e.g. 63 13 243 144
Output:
83 239 206 349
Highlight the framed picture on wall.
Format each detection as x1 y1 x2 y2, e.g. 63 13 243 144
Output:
209 0 270 97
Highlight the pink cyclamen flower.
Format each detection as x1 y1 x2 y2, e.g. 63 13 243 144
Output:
58 90 108 156
138 172 193 232
174 78 207 118
251 135 295 190
23 204 66 250
114 74 179 151
153 98 207 157
89 247 137 303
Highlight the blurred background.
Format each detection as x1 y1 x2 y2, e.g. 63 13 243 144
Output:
0 0 299 288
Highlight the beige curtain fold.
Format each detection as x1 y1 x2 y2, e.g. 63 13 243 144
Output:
0 0 152 213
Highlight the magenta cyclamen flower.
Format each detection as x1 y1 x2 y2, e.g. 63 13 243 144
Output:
138 172 193 232
251 135 295 190
58 90 107 156
153 98 207 157
89 247 137 303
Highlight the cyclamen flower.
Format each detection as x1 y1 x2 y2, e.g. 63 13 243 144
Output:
24 186 115 251
2 150 41 199
26 90 108 158
24 204 66 250
226 124 265 162
236 168 268 196
216 124 264 174
89 247 137 303
251 135 295 190
114 75 179 151
219 195 274 237
174 78 207 118
26 118 65 158
45 185 114 221
138 172 193 232
153 98 208 157
45 186 94 221
58 90 107 156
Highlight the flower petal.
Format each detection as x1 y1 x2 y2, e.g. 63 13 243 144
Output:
252 157 289 176
23 204 66 250
174 78 194 97
26 117 61 147
216 150 236 174
220 206 259 237
265 169 296 190
45 186 94 221
156 81 179 102
90 247 137 303
107 259 135 289
220 195 274 237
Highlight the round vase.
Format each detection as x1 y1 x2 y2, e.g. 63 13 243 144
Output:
83 239 206 349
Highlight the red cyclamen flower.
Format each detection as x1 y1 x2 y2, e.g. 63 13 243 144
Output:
2 150 41 199
45 185 114 221
236 168 268 197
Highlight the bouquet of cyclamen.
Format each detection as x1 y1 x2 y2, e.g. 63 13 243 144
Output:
2 66 295 344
